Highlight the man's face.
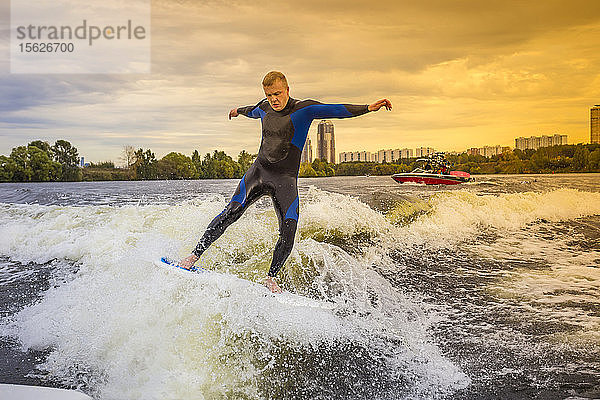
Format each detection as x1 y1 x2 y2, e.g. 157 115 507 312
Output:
263 79 290 111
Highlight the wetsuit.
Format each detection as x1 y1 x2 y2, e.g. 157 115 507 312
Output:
192 98 370 277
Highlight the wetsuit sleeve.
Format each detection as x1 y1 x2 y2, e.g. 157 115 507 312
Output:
305 100 370 119
237 99 265 119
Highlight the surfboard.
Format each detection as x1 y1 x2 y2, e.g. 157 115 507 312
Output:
0 384 92 400
155 256 335 310
157 256 208 272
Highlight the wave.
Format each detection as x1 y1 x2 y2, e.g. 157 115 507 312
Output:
386 188 600 248
0 191 468 399
1 187 598 399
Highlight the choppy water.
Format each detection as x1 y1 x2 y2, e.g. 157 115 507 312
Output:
0 174 598 399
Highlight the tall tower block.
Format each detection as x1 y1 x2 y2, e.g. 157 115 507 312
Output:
591 105 600 144
316 120 335 163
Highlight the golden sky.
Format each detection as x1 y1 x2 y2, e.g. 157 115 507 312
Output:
2 0 600 162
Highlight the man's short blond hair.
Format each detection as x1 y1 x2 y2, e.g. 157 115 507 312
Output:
262 71 288 87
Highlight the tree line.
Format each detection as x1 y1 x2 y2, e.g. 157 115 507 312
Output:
447 144 600 174
1 141 599 183
333 144 600 176
81 148 257 181
0 140 82 182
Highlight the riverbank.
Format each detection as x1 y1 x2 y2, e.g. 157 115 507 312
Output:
2 143 599 182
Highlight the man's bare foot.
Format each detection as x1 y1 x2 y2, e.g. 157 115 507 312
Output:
263 276 282 293
179 254 199 270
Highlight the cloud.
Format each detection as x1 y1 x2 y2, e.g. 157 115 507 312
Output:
1 0 600 161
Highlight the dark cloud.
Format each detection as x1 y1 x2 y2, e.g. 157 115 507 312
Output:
150 0 600 74
1 0 599 160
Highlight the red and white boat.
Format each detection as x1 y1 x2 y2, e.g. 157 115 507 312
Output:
392 169 472 185
391 154 473 185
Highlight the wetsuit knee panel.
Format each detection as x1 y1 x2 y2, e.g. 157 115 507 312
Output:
224 200 245 218
284 196 299 221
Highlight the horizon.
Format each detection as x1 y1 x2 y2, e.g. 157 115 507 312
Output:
2 1 600 163
11 136 595 168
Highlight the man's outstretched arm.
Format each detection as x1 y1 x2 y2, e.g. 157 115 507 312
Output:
306 98 392 119
229 100 265 120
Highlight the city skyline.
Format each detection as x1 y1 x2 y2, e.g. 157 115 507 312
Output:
2 1 600 163
340 133 573 163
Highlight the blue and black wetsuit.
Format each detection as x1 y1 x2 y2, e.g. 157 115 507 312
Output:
192 98 370 277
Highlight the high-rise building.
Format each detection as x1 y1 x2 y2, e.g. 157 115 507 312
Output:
481 145 503 157
377 149 392 163
79 157 85 167
515 134 567 150
339 151 372 163
301 137 313 163
356 151 370 162
316 120 335 163
592 105 600 144
400 148 413 159
415 147 435 157
514 137 526 150
340 147 414 164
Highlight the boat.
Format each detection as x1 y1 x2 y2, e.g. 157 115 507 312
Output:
391 153 472 185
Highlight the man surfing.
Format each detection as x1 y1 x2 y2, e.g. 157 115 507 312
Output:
177 71 392 293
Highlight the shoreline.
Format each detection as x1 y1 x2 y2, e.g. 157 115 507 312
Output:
1 171 599 184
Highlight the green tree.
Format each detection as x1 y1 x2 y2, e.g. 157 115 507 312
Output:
157 152 196 179
530 148 551 172
134 148 158 180
52 140 81 181
201 150 240 179
513 149 526 160
374 163 403 175
589 148 600 171
311 159 335 177
572 145 590 171
10 145 62 182
30 146 62 181
502 159 524 174
0 155 16 181
28 140 52 156
191 150 203 179
51 140 79 165
457 153 470 164
237 150 256 172
299 162 318 177
10 146 34 181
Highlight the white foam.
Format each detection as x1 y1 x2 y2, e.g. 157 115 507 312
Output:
395 188 600 249
0 194 469 399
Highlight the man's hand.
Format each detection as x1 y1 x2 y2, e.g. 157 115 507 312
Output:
179 254 199 270
263 276 283 294
368 99 392 112
228 108 239 120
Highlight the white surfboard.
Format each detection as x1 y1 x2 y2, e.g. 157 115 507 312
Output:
0 384 92 400
155 257 335 310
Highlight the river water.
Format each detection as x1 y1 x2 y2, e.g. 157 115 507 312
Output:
0 174 598 399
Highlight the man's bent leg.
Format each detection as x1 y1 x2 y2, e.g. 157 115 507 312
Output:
192 167 263 258
192 201 246 257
